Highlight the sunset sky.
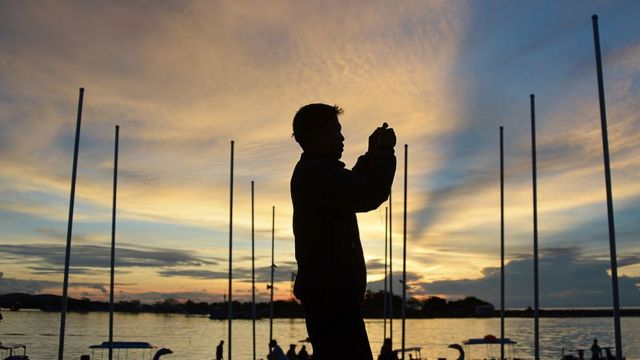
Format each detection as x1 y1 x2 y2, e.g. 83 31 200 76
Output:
1 1 639 308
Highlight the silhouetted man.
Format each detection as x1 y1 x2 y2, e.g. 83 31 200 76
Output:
268 340 288 360
291 104 396 360
298 345 310 360
591 339 601 360
216 340 224 360
287 344 298 360
378 338 398 360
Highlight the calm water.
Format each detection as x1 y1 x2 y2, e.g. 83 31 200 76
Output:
1 310 640 359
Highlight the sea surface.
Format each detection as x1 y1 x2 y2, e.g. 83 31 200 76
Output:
2 310 640 359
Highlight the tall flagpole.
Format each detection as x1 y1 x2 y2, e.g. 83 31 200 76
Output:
389 191 393 343
384 206 388 340
530 95 540 360
58 87 84 360
269 206 276 350
251 181 256 360
592 15 622 359
228 140 234 360
401 144 408 359
108 125 120 360
500 126 505 360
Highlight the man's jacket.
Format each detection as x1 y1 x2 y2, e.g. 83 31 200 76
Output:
291 147 396 304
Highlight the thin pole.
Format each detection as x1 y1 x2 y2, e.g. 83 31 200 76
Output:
269 206 275 349
251 181 256 360
389 191 393 343
383 206 388 340
530 95 540 360
592 14 622 359
401 144 408 359
58 87 84 360
109 125 120 360
500 126 505 360
228 140 234 360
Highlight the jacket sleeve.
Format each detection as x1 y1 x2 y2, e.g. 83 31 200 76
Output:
322 147 396 213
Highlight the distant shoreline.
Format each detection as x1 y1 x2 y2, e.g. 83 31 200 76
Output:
3 308 640 319
2 292 638 318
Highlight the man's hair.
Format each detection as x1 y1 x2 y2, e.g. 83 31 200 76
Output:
292 103 343 149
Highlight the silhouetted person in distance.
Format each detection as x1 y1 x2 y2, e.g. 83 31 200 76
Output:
268 339 288 360
286 344 298 360
291 103 397 360
591 339 601 359
378 338 398 360
298 345 310 360
216 340 224 360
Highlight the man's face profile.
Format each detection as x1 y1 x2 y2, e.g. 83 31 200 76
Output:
314 116 344 160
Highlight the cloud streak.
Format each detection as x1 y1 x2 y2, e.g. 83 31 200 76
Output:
0 242 218 273
419 246 640 308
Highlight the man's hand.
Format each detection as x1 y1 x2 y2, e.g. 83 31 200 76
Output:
378 122 396 149
368 122 396 152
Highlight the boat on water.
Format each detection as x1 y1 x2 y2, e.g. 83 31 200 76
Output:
394 347 422 360
87 341 172 360
0 343 29 360
560 345 624 360
447 335 521 360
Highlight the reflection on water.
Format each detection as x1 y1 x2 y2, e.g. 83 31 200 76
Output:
1 310 639 359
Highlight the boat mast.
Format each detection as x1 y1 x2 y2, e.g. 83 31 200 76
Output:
500 126 505 360
228 140 234 360
109 125 120 360
530 95 540 360
384 206 388 340
58 87 84 360
401 144 408 359
251 181 256 360
269 206 276 351
592 14 622 359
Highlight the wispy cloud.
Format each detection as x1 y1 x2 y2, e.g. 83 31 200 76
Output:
0 243 218 272
419 246 640 307
158 261 298 284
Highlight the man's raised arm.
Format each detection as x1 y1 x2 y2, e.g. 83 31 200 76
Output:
322 124 396 212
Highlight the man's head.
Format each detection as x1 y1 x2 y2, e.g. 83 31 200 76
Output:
292 103 344 159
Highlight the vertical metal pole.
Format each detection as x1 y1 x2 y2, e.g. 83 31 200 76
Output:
592 15 623 359
109 125 120 360
269 206 275 349
530 95 540 360
500 126 505 360
58 87 84 360
384 206 388 340
228 140 234 360
251 181 256 360
389 191 393 343
401 144 408 359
